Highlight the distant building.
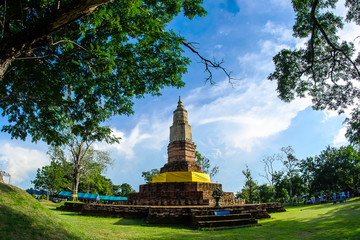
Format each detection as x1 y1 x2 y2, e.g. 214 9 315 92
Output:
0 171 10 184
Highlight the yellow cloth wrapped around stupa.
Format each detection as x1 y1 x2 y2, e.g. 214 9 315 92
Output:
151 171 211 183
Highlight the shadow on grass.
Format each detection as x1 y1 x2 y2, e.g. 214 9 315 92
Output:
47 206 78 215
58 212 80 216
114 218 193 230
114 218 145 226
0 204 82 240
143 223 194 230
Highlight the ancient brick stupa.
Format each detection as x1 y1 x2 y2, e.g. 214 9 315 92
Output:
128 97 240 206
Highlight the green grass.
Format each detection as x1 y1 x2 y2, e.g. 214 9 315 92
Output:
0 183 88 240
1 183 360 239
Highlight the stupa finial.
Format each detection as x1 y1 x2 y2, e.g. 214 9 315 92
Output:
177 96 183 108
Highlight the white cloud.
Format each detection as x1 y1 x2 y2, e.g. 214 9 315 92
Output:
217 26 233 36
96 115 171 161
322 110 340 122
96 122 151 160
241 0 291 12
186 79 312 152
333 127 348 147
238 41 290 76
0 144 47 184
269 0 291 8
96 77 311 162
332 0 360 53
237 21 305 77
333 0 350 18
262 21 294 42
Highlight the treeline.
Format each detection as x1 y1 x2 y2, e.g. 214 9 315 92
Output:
237 145 360 204
32 147 135 199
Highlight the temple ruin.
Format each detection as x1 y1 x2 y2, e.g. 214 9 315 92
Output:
127 97 242 206
59 97 285 227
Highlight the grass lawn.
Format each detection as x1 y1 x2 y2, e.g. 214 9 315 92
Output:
46 199 360 239
1 183 360 239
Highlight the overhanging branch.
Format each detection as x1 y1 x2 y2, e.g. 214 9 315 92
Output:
182 41 234 83
0 0 111 80
310 0 360 78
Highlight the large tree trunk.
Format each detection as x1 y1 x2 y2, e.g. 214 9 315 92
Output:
70 138 89 201
71 151 82 201
0 0 111 80
71 170 80 201
289 179 293 203
249 186 253 204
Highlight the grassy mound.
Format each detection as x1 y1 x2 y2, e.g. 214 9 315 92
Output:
0 183 89 240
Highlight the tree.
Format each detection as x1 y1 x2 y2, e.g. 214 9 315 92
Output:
78 164 113 195
299 156 316 194
32 147 72 199
141 168 160 183
32 161 71 200
280 146 299 202
195 150 219 179
301 145 360 193
113 183 136 197
48 142 113 200
258 184 273 203
273 171 289 202
260 154 281 202
345 108 360 147
268 0 360 144
239 165 259 204
69 140 113 200
0 1 234 146
34 145 113 199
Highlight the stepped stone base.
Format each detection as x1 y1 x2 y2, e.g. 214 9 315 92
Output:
192 212 259 229
58 202 285 226
127 182 244 206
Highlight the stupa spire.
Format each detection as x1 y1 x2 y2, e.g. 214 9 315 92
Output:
162 97 200 172
169 96 192 142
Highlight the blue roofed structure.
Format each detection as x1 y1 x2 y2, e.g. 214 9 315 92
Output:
58 191 127 202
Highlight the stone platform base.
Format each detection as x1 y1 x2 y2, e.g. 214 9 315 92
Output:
127 182 244 206
58 202 285 226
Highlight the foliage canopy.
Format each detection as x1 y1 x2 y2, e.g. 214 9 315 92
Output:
268 0 360 145
141 168 160 183
0 0 207 145
32 145 115 196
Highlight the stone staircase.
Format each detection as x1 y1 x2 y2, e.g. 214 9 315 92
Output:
191 209 260 229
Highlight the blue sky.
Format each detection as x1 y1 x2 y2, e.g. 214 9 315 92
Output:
0 0 358 193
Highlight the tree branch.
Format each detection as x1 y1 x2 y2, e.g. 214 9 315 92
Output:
310 0 360 78
52 39 89 52
0 0 6 39
0 0 111 79
309 0 318 67
182 41 234 83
